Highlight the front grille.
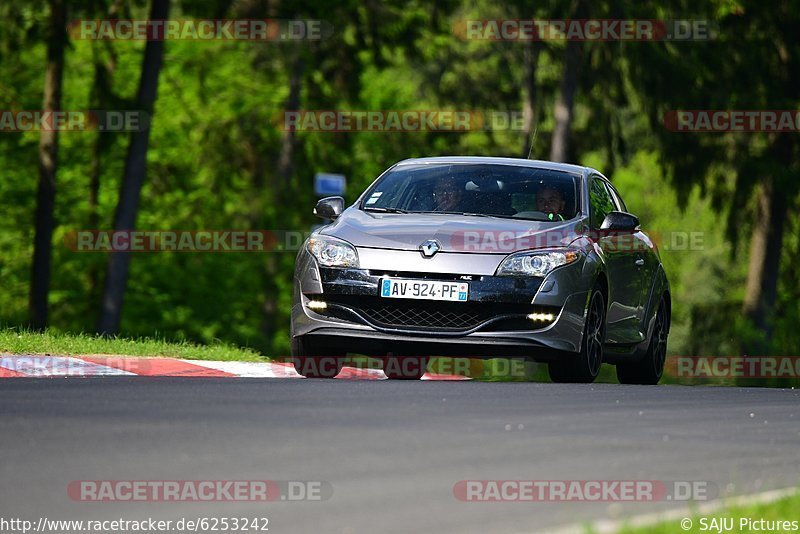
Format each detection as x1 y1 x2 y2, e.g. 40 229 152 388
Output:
319 295 538 331
360 300 483 329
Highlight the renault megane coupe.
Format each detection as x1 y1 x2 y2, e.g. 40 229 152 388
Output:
291 157 670 383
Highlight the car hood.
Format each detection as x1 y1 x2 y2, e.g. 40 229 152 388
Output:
320 207 584 254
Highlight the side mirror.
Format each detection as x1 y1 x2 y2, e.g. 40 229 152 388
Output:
314 196 345 220
600 211 639 232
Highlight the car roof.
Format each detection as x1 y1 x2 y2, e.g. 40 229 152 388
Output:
394 156 596 177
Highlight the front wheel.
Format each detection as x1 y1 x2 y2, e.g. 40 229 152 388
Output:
616 297 669 385
382 356 428 380
293 355 344 378
548 288 606 384
291 337 344 378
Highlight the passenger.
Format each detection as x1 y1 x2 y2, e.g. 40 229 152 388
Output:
537 185 566 221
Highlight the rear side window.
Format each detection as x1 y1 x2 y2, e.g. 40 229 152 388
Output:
605 181 627 213
590 177 616 229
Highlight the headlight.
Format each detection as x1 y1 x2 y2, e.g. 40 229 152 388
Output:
307 236 359 268
496 249 580 277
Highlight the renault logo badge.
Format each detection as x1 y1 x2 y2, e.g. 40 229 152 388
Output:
419 239 440 258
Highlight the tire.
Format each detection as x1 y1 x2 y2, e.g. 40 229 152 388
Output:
382 356 427 380
616 297 669 385
548 288 606 383
291 337 344 379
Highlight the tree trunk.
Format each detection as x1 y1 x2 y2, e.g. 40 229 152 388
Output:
87 49 116 321
29 0 67 330
549 0 587 163
261 55 305 349
98 0 169 335
277 55 304 199
741 166 790 353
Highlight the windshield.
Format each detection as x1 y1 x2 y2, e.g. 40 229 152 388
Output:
360 163 580 221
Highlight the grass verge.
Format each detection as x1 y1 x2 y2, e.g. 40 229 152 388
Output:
617 489 800 534
0 328 268 362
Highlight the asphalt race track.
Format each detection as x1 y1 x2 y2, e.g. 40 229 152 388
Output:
2 379 799 534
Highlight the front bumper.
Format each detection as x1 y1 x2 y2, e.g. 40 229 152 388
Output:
291 256 592 360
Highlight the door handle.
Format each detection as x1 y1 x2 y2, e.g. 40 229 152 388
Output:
635 258 645 266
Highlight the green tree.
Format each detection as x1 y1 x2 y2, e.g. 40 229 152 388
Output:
98 0 170 334
625 0 800 354
29 0 67 330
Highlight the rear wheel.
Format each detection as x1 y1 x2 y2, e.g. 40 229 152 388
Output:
382 356 428 380
291 337 344 379
548 289 606 383
616 297 669 385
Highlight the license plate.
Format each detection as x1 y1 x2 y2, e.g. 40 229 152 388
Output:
380 278 469 302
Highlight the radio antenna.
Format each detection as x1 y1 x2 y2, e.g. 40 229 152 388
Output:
527 125 538 160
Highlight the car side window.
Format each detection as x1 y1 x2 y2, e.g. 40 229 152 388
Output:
605 181 627 213
590 177 616 229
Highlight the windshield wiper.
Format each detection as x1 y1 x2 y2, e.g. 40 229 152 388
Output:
412 210 476 216
414 211 512 219
362 206 408 214
415 210 556 221
463 212 513 219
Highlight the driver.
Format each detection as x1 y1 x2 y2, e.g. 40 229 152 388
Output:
432 177 464 211
537 185 566 221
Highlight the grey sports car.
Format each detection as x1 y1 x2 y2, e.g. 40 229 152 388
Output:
291 156 670 383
